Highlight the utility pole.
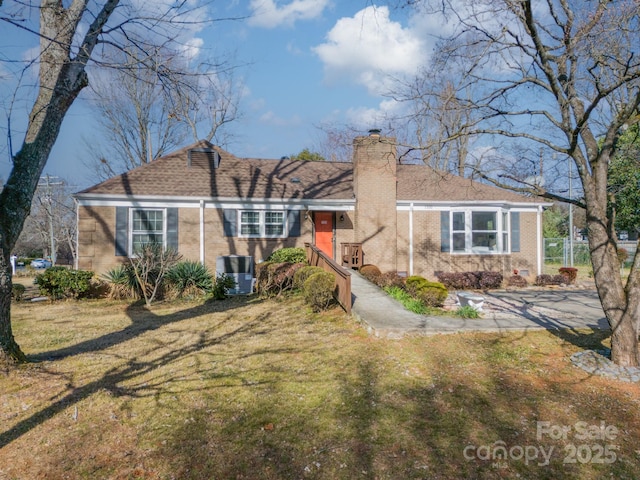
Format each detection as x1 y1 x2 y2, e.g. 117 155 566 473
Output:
38 174 63 266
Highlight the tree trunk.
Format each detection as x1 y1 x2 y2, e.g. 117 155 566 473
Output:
587 209 640 367
0 255 26 364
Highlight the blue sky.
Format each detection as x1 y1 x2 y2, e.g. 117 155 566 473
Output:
0 1 439 188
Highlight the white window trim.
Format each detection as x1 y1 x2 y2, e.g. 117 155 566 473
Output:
129 208 167 255
238 210 287 239
449 208 511 255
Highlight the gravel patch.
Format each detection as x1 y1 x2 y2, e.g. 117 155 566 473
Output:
571 349 640 383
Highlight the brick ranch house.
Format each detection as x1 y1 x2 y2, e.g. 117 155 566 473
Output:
74 132 548 282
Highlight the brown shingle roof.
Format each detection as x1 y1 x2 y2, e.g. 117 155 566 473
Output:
78 141 353 200
78 140 542 204
396 164 543 203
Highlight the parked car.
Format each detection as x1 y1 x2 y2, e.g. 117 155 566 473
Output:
31 258 52 269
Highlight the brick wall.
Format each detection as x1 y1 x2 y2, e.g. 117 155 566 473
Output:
353 133 397 272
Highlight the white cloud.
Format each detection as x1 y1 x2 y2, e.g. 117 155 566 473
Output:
248 0 332 28
313 6 426 95
259 110 302 127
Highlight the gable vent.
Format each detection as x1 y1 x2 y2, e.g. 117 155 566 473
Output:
188 148 220 169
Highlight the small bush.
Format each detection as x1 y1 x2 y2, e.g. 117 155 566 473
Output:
293 266 325 290
435 271 503 290
456 305 480 319
617 247 629 264
256 262 304 296
405 276 448 307
211 273 237 300
507 275 528 288
102 265 140 300
11 284 26 302
477 271 503 289
268 247 307 264
165 260 213 298
435 271 478 290
535 274 567 286
303 271 335 312
34 267 94 300
360 264 382 282
374 272 406 290
385 286 428 315
558 267 578 284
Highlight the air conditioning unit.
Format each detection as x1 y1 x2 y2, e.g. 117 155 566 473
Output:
216 255 254 294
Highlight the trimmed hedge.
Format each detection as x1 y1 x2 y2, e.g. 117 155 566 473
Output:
435 271 503 290
507 275 528 288
405 276 448 307
303 271 335 312
535 274 567 286
360 264 382 282
293 266 325 290
268 247 307 264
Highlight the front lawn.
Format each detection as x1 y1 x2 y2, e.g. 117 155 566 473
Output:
1 294 638 479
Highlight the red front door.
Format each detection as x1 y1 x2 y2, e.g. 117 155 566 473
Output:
314 212 334 259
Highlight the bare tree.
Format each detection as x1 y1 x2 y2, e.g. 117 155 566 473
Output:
83 51 187 180
0 0 240 363
170 60 243 146
83 51 243 181
14 177 77 265
401 0 640 366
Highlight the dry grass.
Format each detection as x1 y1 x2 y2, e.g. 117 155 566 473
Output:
1 292 640 479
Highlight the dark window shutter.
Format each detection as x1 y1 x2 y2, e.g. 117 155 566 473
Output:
166 208 178 249
440 211 450 252
287 210 301 237
511 212 521 252
223 209 237 237
115 207 129 256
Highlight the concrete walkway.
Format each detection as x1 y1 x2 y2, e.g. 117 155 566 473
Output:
349 272 609 338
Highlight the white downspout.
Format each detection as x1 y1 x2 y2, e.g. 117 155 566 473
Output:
200 200 205 264
409 202 414 276
537 205 543 275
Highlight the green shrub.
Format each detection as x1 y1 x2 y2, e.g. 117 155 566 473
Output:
385 286 428 315
101 264 140 300
303 271 335 312
211 273 237 300
405 276 448 307
165 260 213 298
456 305 480 319
293 266 325 290
267 247 307 264
11 283 26 302
34 267 94 300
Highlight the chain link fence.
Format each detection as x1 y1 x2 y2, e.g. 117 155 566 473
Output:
544 238 637 274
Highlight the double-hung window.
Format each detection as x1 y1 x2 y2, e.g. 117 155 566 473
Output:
446 209 513 254
239 210 285 238
131 209 164 253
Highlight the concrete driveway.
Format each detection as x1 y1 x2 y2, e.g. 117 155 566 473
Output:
350 270 610 337
478 289 609 332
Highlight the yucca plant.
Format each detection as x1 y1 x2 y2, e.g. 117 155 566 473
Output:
165 260 214 298
101 264 140 300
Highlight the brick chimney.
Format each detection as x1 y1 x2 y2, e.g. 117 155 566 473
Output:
353 130 397 272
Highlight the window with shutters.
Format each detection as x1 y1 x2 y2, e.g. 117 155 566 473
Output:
239 210 286 238
131 209 165 253
445 209 515 254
